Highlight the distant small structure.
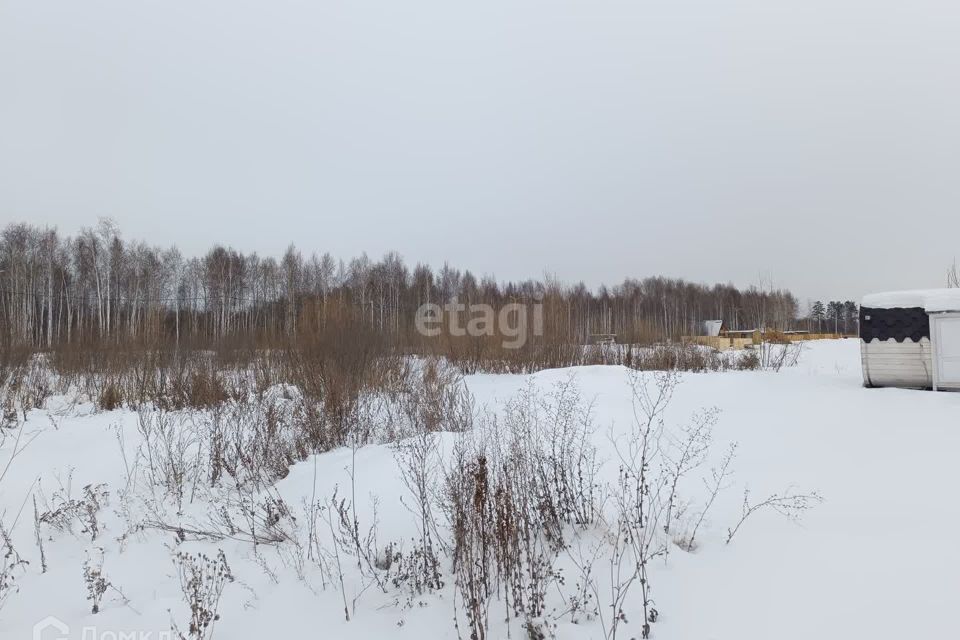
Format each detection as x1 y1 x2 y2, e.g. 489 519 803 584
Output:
685 324 756 351
703 320 724 337
724 328 760 338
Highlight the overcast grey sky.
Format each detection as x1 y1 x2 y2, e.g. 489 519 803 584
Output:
2 0 959 305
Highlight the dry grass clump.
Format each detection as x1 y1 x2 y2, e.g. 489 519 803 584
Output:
441 379 600 639
625 343 762 373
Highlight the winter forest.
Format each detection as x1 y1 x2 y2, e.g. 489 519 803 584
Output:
1 220 805 353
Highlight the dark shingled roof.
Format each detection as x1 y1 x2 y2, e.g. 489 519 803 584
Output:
859 306 930 343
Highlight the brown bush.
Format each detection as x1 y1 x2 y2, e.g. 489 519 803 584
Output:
736 349 761 370
763 330 791 344
98 383 123 411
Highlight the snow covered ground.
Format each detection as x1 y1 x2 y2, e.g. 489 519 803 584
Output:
3 339 959 639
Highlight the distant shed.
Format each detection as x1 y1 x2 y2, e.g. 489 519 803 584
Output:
703 320 724 337
860 289 960 390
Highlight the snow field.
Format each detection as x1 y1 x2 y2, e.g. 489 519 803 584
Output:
3 339 958 639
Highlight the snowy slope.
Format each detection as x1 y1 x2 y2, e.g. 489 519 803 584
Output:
3 340 959 640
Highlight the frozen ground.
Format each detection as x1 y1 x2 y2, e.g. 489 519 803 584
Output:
3 339 959 639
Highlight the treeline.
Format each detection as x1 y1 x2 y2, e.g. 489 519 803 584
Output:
808 300 859 335
0 220 799 352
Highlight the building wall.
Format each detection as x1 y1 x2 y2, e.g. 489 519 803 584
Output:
860 338 933 389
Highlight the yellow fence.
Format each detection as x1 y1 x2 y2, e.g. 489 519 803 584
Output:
785 333 846 342
682 336 755 351
682 333 846 351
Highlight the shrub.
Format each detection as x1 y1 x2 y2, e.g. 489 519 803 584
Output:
0 524 27 612
736 349 761 370
171 550 234 640
98 382 124 411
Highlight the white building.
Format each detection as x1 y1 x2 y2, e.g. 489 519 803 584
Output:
860 289 960 390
